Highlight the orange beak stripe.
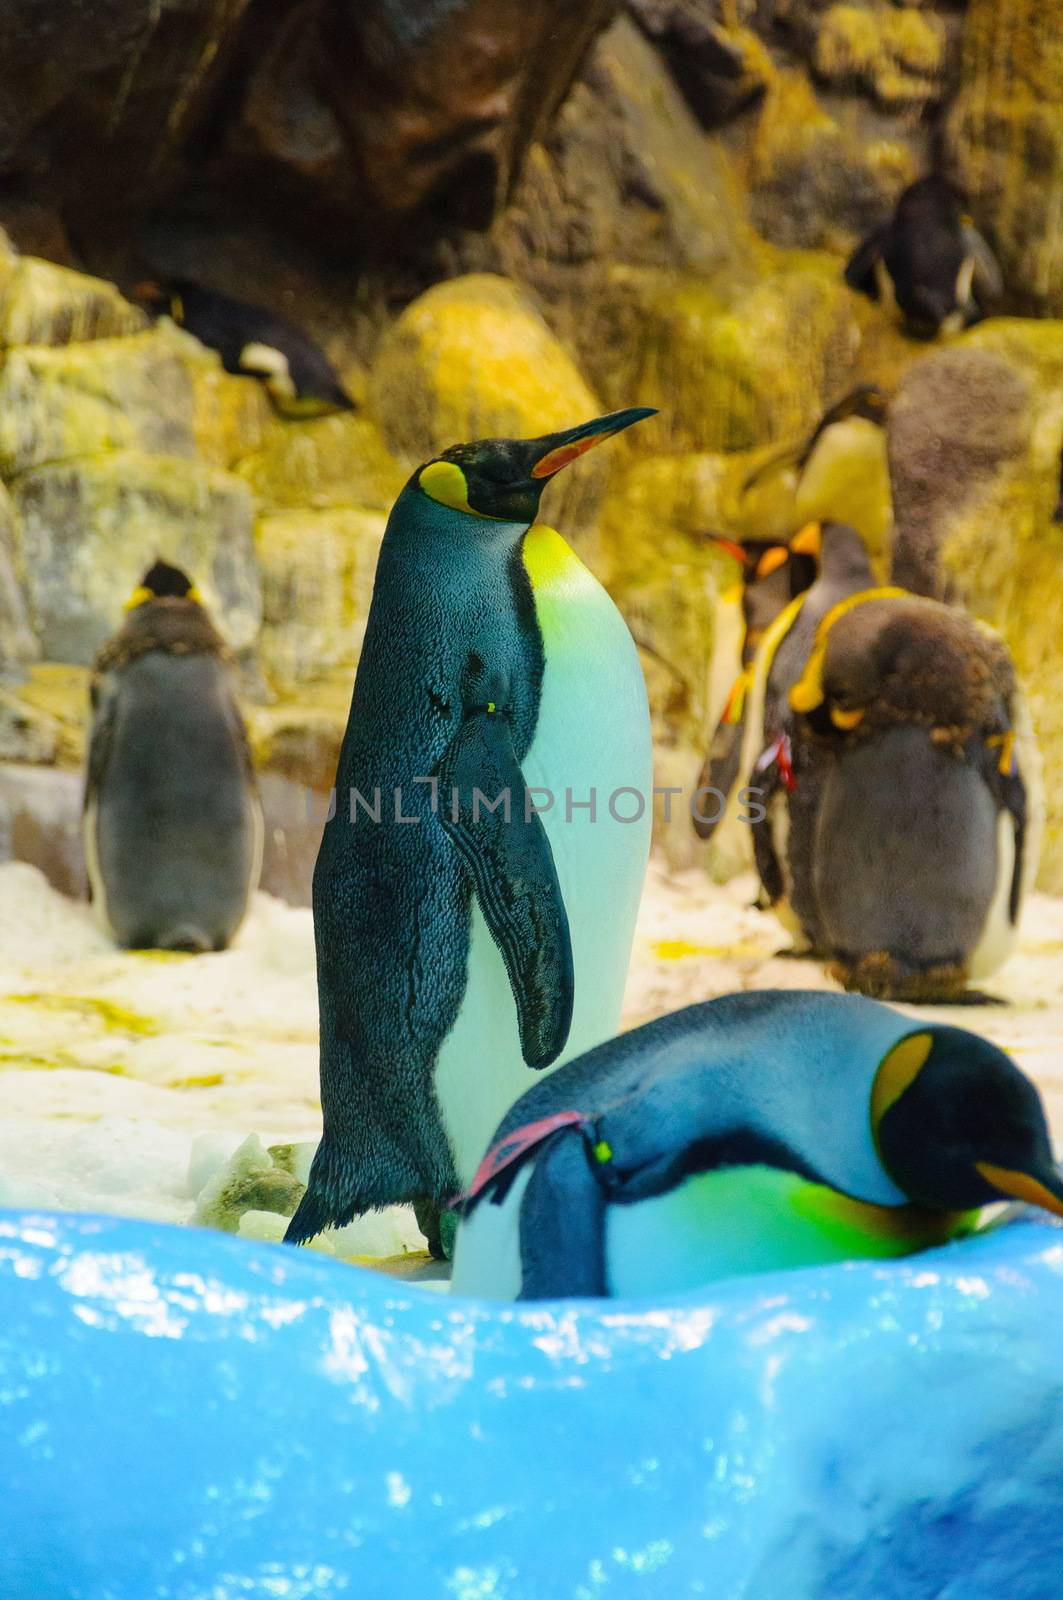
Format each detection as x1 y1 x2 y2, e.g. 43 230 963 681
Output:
531 434 608 479
976 1161 1063 1219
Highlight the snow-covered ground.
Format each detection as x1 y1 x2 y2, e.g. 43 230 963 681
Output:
1 858 1062 1265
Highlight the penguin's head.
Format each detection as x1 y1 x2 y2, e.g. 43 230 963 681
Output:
415 408 657 523
873 1028 1063 1217
124 559 202 611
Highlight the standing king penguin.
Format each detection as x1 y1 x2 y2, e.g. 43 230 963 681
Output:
453 990 1063 1300
84 560 262 952
286 409 656 1252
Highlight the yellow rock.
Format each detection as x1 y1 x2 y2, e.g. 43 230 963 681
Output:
947 0 1062 313
255 507 387 690
0 663 91 766
814 4 946 106
0 482 37 667
237 412 402 514
11 452 259 663
0 328 197 477
601 258 859 453
0 256 146 347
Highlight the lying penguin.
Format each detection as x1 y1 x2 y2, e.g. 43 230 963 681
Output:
84 560 262 952
136 278 355 416
845 175 1002 338
451 990 1063 1300
747 540 1036 997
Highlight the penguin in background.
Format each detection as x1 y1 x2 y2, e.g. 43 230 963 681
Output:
845 175 1003 338
743 386 892 557
691 527 818 840
783 590 1036 1000
134 278 356 417
284 408 656 1256
451 990 1063 1300
84 560 262 953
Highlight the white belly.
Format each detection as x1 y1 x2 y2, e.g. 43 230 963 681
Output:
436 525 653 1187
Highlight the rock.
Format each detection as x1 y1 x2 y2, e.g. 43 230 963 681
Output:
627 0 773 127
0 329 197 477
255 507 386 689
0 762 87 899
11 453 260 663
370 274 610 529
1 0 616 246
314 0 618 230
0 256 146 347
191 1132 305 1233
812 3 948 108
236 412 401 513
0 485 37 670
745 71 918 250
597 258 859 454
947 0 1063 314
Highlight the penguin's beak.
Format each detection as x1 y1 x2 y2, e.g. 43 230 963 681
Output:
789 521 822 558
704 534 750 567
530 407 657 479
976 1160 1063 1219
753 546 789 580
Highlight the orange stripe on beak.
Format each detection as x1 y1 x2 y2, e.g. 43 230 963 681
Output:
531 435 606 479
976 1162 1063 1219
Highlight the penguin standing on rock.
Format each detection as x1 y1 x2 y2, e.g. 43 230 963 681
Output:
845 175 1002 338
135 278 355 417
452 990 1063 1300
285 409 656 1256
84 561 262 953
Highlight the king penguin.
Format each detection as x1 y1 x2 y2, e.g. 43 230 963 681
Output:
783 589 1037 999
285 408 656 1253
84 560 262 952
135 278 355 416
742 385 891 551
451 990 1063 1300
844 174 1002 338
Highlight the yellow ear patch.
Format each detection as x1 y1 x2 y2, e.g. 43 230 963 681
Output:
871 1032 934 1132
419 460 474 514
975 1163 1063 1219
830 705 865 730
123 585 154 611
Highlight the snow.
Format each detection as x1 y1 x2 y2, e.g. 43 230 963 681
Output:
1 856 1062 1261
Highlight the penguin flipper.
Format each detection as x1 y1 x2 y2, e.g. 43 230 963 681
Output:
83 673 118 812
693 714 745 840
517 1128 608 1299
844 226 888 299
962 224 1004 303
438 709 574 1068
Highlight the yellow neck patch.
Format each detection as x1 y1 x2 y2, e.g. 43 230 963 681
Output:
789 585 908 713
521 523 583 589
871 1031 933 1136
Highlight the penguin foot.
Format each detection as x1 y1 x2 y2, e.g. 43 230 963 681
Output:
831 953 976 1005
413 1199 459 1261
